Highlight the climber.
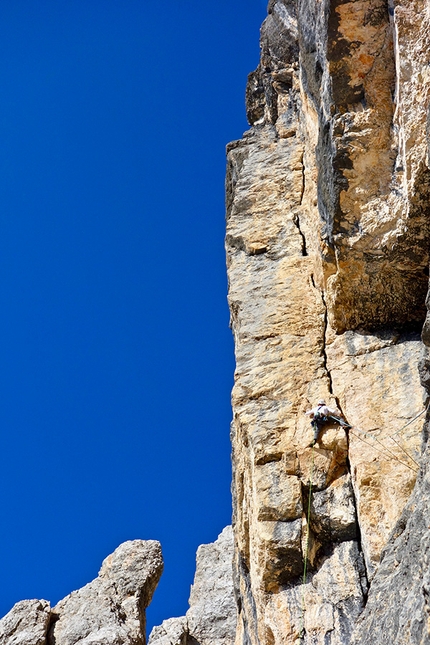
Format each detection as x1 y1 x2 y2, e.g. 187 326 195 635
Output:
305 399 350 446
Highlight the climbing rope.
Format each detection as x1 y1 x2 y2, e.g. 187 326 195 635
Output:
345 404 429 474
323 404 428 475
299 446 314 642
354 425 419 472
349 428 418 473
296 403 426 640
387 433 420 470
389 406 427 438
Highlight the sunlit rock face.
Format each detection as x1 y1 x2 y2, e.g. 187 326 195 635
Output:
2 3 430 645
0 599 51 645
0 540 163 645
148 527 237 645
227 1 430 643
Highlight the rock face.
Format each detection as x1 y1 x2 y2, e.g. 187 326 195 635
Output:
3 3 430 645
49 540 163 645
0 540 163 645
0 600 51 645
148 526 236 645
226 1 430 644
348 446 430 645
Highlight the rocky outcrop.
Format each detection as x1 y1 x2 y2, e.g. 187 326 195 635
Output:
227 1 430 644
149 526 236 645
0 540 163 645
0 600 51 645
49 540 163 645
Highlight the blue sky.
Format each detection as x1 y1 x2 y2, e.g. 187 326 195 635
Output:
0 0 266 633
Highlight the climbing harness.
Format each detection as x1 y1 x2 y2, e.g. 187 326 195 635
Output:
310 413 350 446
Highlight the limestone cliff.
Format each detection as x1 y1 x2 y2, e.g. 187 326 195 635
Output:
3 2 430 645
0 530 236 645
227 1 430 644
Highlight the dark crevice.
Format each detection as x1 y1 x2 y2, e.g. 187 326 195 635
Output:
293 214 307 256
255 453 283 466
345 447 370 606
236 555 261 645
292 153 307 256
47 612 60 645
299 153 305 206
318 282 334 395
186 636 201 645
310 272 335 398
254 333 279 341
314 275 370 601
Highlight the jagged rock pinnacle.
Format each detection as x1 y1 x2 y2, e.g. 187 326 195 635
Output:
0 540 163 645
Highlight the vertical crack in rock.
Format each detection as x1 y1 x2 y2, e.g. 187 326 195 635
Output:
293 154 307 256
310 272 370 597
345 437 370 606
299 152 305 207
317 281 334 398
293 214 307 256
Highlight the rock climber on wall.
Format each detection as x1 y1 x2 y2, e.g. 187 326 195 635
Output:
305 399 350 446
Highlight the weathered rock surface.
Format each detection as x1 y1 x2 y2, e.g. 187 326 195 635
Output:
49 540 163 645
265 541 367 645
345 7 430 641
149 526 236 645
327 328 423 577
0 600 51 645
227 0 430 644
3 2 430 644
0 540 163 645
148 617 188 645
349 450 430 645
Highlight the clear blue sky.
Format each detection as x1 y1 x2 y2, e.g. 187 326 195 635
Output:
0 0 266 633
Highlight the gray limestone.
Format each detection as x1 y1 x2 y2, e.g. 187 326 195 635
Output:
0 540 162 645
0 600 51 645
149 526 237 645
49 540 163 645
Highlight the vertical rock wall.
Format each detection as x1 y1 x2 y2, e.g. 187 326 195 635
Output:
227 1 430 643
2 4 430 645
